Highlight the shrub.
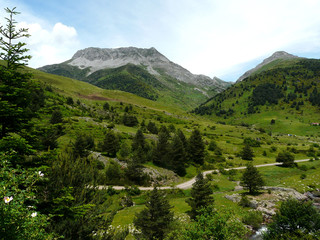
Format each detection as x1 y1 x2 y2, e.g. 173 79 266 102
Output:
239 195 251 207
300 173 307 179
276 151 295 167
66 96 74 105
242 211 263 230
299 164 308 171
243 137 261 147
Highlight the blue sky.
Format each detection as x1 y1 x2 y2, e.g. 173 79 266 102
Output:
1 0 320 82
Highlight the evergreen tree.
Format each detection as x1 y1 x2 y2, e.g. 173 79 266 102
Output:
186 172 214 219
177 128 187 148
102 130 120 157
134 187 174 240
73 134 95 158
159 125 170 139
187 129 205 165
169 134 186 176
50 109 63 124
147 121 158 134
152 131 170 167
103 102 109 111
240 163 264 194
0 7 35 137
122 113 138 127
125 157 145 185
132 128 146 152
240 144 254 160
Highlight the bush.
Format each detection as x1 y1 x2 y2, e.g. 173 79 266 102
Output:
239 195 251 207
264 199 320 239
300 173 307 179
243 137 261 147
66 96 74 105
299 164 308 171
276 151 295 167
242 211 263 230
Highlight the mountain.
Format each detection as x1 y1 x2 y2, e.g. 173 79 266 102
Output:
236 51 300 82
39 47 230 109
193 56 320 135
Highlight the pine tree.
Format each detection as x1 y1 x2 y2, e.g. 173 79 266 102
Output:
102 130 120 157
103 102 109 111
187 129 205 165
147 121 158 134
152 131 170 167
125 157 145 185
186 172 214 219
240 144 254 160
0 7 34 137
177 128 187 148
169 134 186 176
240 163 264 194
134 187 174 239
131 128 146 152
50 109 63 124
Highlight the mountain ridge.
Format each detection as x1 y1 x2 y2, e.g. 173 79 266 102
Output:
38 46 231 109
236 51 300 82
56 46 227 89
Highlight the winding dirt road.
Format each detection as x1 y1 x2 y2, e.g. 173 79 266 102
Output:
98 159 311 191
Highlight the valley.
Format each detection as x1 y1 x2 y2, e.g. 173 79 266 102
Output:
1 8 320 239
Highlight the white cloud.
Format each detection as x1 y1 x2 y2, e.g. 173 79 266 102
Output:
162 0 320 80
3 0 320 81
17 22 79 68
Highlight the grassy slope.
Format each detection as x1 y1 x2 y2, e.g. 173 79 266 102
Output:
194 58 320 136
28 64 320 234
32 68 187 115
38 63 211 111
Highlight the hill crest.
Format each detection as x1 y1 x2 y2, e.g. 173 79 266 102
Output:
236 51 299 82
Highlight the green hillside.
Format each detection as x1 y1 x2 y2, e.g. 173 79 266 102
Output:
39 63 218 110
2 61 320 240
193 58 320 136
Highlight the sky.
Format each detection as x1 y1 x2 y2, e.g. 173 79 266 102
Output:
1 0 320 82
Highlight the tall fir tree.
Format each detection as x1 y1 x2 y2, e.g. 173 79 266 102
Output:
102 130 120 157
186 172 214 219
177 128 187 148
169 134 186 176
134 187 174 239
240 163 264 194
0 7 36 138
131 128 146 152
187 129 205 165
152 131 170 167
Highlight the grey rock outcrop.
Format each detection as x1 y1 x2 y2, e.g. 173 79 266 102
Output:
68 47 226 88
236 51 299 82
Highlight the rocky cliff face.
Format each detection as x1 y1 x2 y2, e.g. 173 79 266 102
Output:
67 47 226 88
236 51 299 82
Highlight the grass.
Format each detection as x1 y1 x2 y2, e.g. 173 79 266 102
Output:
257 160 320 192
26 62 320 236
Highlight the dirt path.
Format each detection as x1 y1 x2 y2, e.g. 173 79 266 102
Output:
97 159 311 191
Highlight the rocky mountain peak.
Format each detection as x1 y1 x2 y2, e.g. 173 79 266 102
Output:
67 46 224 88
236 51 299 82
